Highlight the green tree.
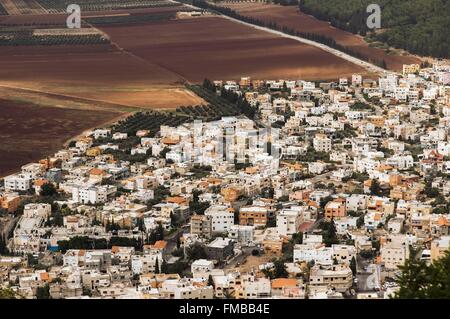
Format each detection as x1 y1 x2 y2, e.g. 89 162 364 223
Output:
423 183 440 198
36 284 50 299
202 78 216 92
207 274 215 288
82 287 92 297
350 256 357 275
356 215 365 228
273 259 289 278
0 287 17 299
0 235 7 255
394 249 450 299
370 179 382 196
155 257 160 274
176 235 181 249
161 259 168 274
291 232 303 245
40 183 57 197
263 258 289 279
186 243 207 261
157 223 164 241
320 219 339 247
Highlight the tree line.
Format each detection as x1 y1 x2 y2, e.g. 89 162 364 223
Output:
298 0 449 58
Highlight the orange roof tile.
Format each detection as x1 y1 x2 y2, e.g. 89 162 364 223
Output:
438 216 450 226
307 201 319 208
151 240 167 250
166 196 186 204
90 168 105 176
40 272 49 281
111 246 120 253
271 278 297 289
199 181 209 188
34 179 49 187
162 137 179 145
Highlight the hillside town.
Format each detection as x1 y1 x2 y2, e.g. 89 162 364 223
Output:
1 62 450 299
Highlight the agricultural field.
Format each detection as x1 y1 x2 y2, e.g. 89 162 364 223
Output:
98 15 366 82
0 2 7 15
84 11 176 25
0 0 47 15
111 111 190 136
214 1 421 71
0 42 203 108
0 0 181 15
0 5 201 108
0 27 109 46
0 97 122 177
36 0 180 13
177 84 251 120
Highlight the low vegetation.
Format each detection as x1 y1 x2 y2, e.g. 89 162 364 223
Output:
0 29 109 46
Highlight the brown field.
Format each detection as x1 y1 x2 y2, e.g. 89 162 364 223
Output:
98 16 366 82
0 6 206 109
218 2 421 71
0 2 183 17
0 0 47 15
0 44 207 109
0 98 122 178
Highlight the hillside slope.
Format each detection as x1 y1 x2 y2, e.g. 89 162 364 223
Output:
299 0 449 58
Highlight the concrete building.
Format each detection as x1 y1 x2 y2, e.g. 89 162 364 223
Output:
276 209 303 236
190 214 212 239
313 134 332 152
206 238 235 261
204 205 234 234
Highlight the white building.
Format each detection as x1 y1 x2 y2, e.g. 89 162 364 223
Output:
313 134 332 153
131 253 162 275
276 209 303 236
72 185 116 204
204 205 234 234
228 225 254 246
380 235 410 270
386 155 414 170
4 173 32 192
345 194 368 212
242 276 271 299
191 259 214 275
308 162 327 174
335 217 358 235
293 244 333 265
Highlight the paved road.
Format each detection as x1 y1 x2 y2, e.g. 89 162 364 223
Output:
357 263 381 292
164 227 186 256
308 171 333 184
0 215 18 239
224 246 256 270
